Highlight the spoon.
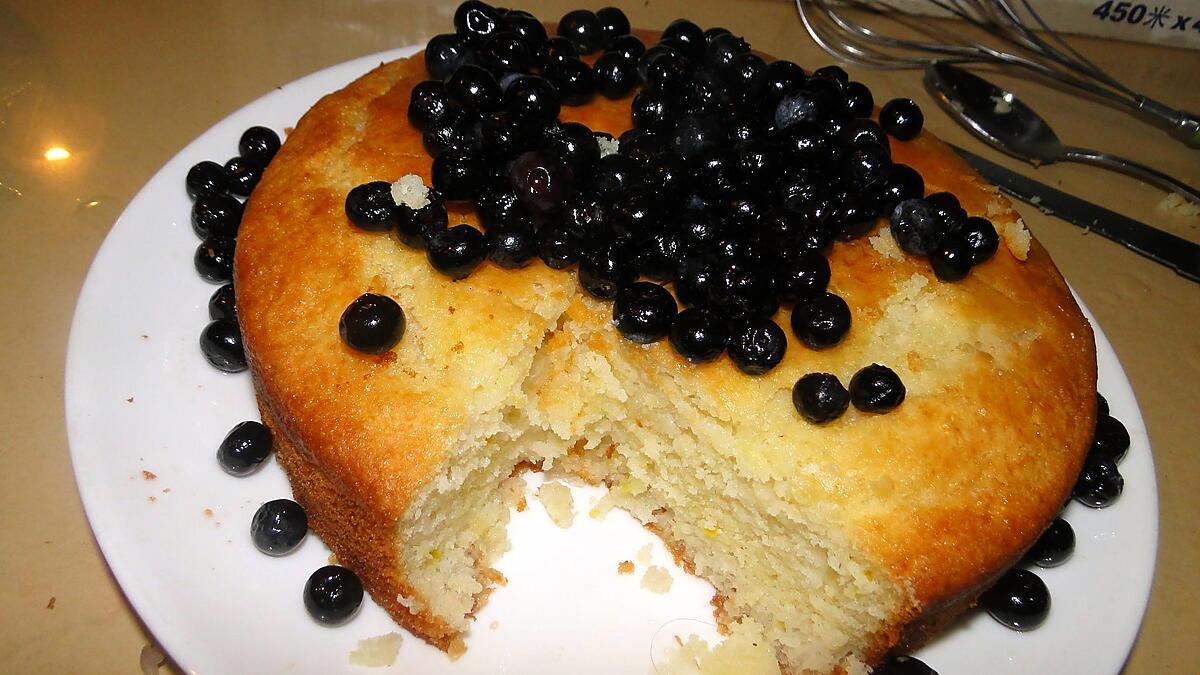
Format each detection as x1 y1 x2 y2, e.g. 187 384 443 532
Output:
924 62 1200 204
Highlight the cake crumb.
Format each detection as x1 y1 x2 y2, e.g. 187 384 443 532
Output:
489 620 500 630
390 174 430 209
500 475 528 511
637 543 653 565
126 396 134 403
536 481 575 528
868 227 905 260
1157 191 1200 217
139 644 166 675
447 638 467 660
46 596 55 609
349 632 402 668
657 620 780 675
329 553 339 565
1001 218 1031 260
589 492 616 520
597 135 619 158
617 560 635 574
203 508 213 518
641 565 673 593
142 470 157 480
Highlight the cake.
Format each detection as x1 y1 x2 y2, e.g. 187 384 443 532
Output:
233 17 1096 674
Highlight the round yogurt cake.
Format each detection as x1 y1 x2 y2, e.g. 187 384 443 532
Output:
234 22 1096 674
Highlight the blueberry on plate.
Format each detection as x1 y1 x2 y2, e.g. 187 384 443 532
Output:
191 192 244 240
304 565 364 626
208 283 236 321
874 654 938 675
980 568 1050 631
199 318 246 373
194 236 236 283
1023 517 1075 568
185 160 229 199
223 156 262 197
238 126 281 166
217 420 273 476
251 498 308 556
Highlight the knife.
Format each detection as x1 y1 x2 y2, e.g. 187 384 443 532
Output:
951 144 1200 283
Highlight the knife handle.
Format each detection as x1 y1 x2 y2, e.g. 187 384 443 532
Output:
1063 147 1200 205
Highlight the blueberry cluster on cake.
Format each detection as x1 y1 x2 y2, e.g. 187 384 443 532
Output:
230 4 1097 672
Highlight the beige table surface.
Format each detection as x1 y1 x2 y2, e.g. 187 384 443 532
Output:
1 1 1196 672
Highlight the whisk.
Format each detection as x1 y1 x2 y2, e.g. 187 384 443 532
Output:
795 0 1200 148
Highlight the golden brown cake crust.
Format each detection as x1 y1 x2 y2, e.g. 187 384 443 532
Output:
235 35 1095 666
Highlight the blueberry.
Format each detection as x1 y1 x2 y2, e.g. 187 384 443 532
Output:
209 283 237 321
843 81 874 118
981 568 1050 631
1023 517 1075 568
890 198 945 256
642 152 690 204
813 64 849 84
487 223 537 269
426 33 475 80
539 36 579 70
613 282 677 343
637 230 688 282
199 318 246 373
238 126 281 166
591 154 644 203
879 163 925 208
423 109 481 156
396 198 449 249
502 10 548 50
671 114 723 161
960 216 1000 265
874 655 938 675
593 52 638 99
408 80 459 130
339 293 406 354
537 225 582 269
606 34 645 62
711 257 778 319
447 64 501 112
792 373 850 424
1097 392 1110 417
511 150 572 213
502 75 560 126
925 191 967 232
432 147 485 201
543 122 601 179
763 60 807 102
791 292 851 349
557 9 603 54
930 233 973 282
1092 414 1131 463
779 178 832 223
251 498 308 556
428 224 489 280
777 121 834 164
185 160 229 199
345 181 398 232
454 0 502 44
843 143 891 189
195 236 236 283
724 53 767 102
674 255 718 307
223 156 262 197
479 113 534 162
849 363 905 413
727 318 788 375
669 307 730 363
579 241 637 300
840 119 890 152
217 420 273 476
476 31 532 75
191 192 243 239
304 565 364 626
544 57 596 106
774 90 820 131
1073 453 1124 508
631 87 681 133
777 251 831 304
595 7 631 44
880 98 924 140
705 32 750 71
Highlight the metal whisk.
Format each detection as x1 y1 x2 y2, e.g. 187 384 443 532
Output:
795 0 1200 148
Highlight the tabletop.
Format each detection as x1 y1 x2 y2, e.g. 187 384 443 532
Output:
1 1 1197 672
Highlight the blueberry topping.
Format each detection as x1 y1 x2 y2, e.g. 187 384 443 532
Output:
930 233 973 282
409 80 459 131
763 60 807 102
593 52 638 99
432 147 485 200
195 236 236 283
475 184 526 227
793 373 850 424
544 57 595 106
981 568 1050 631
672 114 724 161
959 216 1000 265
447 64 501 112
345 181 398 232
595 7 631 44
669 307 730 363
791 292 852 349
880 98 924 140
511 150 572 212
428 224 489 279
727 318 787 375
613 281 677 343
339 293 406 354
849 363 905 413
503 75 560 126
185 160 229 199
777 251 831 304
879 163 925 209
843 143 891 189
557 9 603 54
1094 415 1132 462
705 32 749 71
632 89 680 134
925 191 967 232
843 81 875 118
1097 392 1110 417
537 225 582 269
454 1 502 44
395 198 449 249
423 109 482 156
890 198 945 256
813 64 849 84
209 283 237 321
487 223 537 269
199 318 246 373
476 31 533 75
1024 517 1075 568
223 156 262 197
874 655 938 675
503 10 548 50
543 122 601 179
539 36 579 70
1073 453 1124 508
251 498 308 556
191 192 244 239
238 126 281 166
304 565 364 626
579 241 637 300
426 33 476 80
217 420 273 476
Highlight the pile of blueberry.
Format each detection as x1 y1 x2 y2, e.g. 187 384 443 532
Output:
340 1 1010 425
187 126 365 626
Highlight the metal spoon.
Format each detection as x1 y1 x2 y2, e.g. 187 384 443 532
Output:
924 61 1200 204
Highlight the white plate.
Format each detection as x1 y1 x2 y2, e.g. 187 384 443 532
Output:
65 46 1158 674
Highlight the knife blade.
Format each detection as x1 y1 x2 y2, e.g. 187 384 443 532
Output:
951 144 1200 283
